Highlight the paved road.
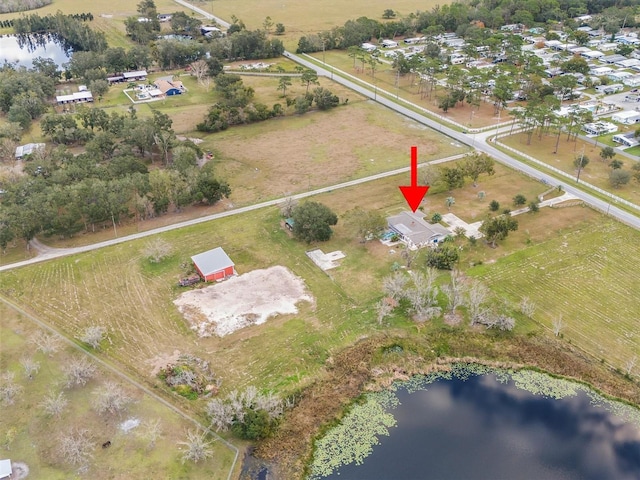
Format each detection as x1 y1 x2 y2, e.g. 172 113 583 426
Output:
0 154 465 272
284 51 640 230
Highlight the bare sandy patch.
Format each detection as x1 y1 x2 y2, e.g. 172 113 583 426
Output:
173 266 314 337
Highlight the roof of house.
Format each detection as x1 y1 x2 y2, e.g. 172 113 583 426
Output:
613 110 640 118
387 211 450 245
15 143 45 158
0 459 11 479
154 79 184 93
123 70 148 78
191 247 234 276
56 91 93 102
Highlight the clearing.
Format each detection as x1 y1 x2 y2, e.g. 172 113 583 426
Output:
174 265 314 337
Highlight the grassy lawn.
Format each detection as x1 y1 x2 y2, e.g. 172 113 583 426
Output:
311 50 506 129
470 216 640 371
501 132 640 204
0 303 236 479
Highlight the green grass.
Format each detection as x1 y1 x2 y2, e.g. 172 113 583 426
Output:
469 217 640 370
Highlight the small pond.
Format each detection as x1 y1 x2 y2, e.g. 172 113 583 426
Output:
309 365 640 480
0 34 71 69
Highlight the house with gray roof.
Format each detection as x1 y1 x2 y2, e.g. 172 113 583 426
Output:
387 211 450 249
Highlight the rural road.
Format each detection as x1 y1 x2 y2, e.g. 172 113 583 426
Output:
284 51 640 231
0 154 465 272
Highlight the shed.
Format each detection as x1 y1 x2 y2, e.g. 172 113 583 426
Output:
0 460 11 480
15 142 45 159
191 247 236 282
123 70 148 81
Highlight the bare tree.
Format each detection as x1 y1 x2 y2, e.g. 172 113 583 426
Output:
41 390 69 418
491 314 516 331
137 419 163 450
20 356 41 379
0 372 23 406
520 297 536 318
206 398 235 432
552 315 564 337
64 356 97 388
30 330 61 357
441 269 465 313
78 326 106 349
382 272 408 301
375 299 393 325
92 382 133 416
279 197 298 218
401 247 419 268
625 356 637 376
58 428 95 469
190 60 210 88
406 270 441 322
143 238 174 263
466 280 490 325
178 430 214 464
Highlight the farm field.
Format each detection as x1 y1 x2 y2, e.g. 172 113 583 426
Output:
470 217 640 371
0 163 613 397
0 302 237 479
310 50 506 129
501 132 640 205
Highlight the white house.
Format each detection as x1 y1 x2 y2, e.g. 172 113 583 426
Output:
608 71 633 82
582 121 618 135
595 83 624 94
611 110 640 124
387 211 450 249
15 143 45 159
590 66 613 76
56 91 93 104
616 58 640 69
623 75 640 87
361 42 377 52
612 132 640 147
0 460 11 480
581 50 604 60
381 39 398 48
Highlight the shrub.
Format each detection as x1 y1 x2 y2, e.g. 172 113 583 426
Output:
513 194 526 206
489 200 500 211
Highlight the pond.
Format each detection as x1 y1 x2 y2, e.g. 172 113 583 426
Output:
0 34 71 69
309 365 640 480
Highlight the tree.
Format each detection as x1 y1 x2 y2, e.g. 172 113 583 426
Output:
64 356 97 388
431 213 442 223
375 299 394 325
445 196 455 211
41 390 68 418
513 194 527 206
460 152 495 187
313 87 339 110
277 76 292 97
275 23 285 35
600 146 616 163
343 207 386 242
520 297 535 318
178 430 214 464
300 69 319 94
30 331 61 357
58 428 94 468
20 356 40 379
479 215 518 248
143 238 173 263
466 280 490 325
441 269 465 313
609 169 631 188
382 9 396 19
89 79 109 100
291 202 338 243
382 272 408 300
92 381 132 416
528 201 539 213
552 314 564 337
573 154 589 170
441 166 464 190
425 243 459 270
489 200 500 212
633 162 640 183
609 159 624 170
137 419 163 450
0 372 23 406
78 325 106 349
561 56 589 75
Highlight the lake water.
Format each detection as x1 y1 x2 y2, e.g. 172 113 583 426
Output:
0 34 71 69
310 366 640 480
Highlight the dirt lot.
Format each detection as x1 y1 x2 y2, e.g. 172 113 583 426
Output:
174 266 314 337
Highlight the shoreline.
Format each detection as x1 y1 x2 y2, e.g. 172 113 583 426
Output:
254 329 640 479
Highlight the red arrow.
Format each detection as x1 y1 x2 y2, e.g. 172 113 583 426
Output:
399 146 429 212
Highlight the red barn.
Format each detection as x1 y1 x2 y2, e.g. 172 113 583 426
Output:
191 247 236 282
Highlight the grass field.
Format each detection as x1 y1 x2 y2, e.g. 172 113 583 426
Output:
0 303 236 479
470 217 640 371
501 132 640 205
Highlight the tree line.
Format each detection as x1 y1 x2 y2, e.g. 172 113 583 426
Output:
0 0 52 14
297 0 638 53
0 109 230 250
13 12 107 52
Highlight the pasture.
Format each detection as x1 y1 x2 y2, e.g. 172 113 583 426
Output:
0 163 611 398
470 217 640 371
0 303 236 480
